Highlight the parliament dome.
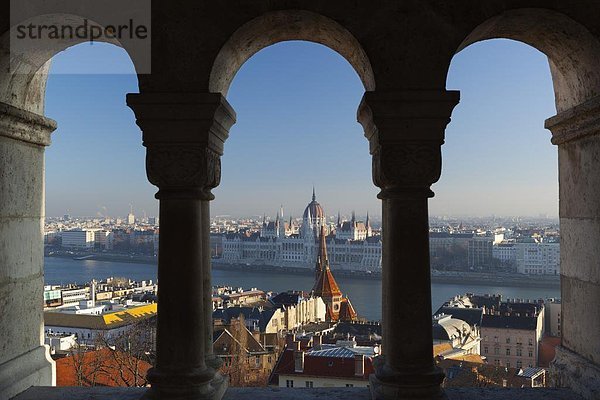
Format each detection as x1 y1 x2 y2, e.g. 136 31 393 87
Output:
303 188 325 221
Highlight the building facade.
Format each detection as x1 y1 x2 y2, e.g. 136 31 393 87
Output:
480 302 545 369
220 191 382 271
515 238 560 275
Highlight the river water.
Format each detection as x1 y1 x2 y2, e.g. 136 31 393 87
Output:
44 257 560 321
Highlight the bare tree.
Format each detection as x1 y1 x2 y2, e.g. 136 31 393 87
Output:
94 318 155 387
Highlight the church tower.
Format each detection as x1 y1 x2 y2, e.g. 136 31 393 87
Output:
312 225 342 321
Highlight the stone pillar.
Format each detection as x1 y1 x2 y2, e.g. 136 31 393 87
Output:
358 90 459 400
545 95 600 400
127 93 236 400
0 103 56 399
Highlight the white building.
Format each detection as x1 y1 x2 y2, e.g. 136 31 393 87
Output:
61 229 96 249
515 238 560 275
60 286 91 305
44 302 157 346
220 190 382 272
493 241 517 264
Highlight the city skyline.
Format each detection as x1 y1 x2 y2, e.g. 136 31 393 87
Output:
45 39 557 218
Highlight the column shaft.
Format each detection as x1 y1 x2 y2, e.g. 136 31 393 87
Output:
154 198 210 373
127 92 236 400
381 194 434 375
358 90 459 400
0 103 56 399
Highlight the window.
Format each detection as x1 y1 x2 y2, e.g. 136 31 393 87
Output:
506 362 511 368
305 381 313 388
494 347 499 355
517 361 522 368
528 338 533 346
506 337 511 344
494 336 498 343
506 348 511 356
528 350 533 358
494 359 500 366
346 384 354 387
286 380 294 387
516 348 522 357
484 346 488 354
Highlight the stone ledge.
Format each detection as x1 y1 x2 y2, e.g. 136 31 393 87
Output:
13 386 583 400
0 102 57 147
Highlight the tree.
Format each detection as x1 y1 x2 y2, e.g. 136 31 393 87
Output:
221 314 249 386
94 317 155 387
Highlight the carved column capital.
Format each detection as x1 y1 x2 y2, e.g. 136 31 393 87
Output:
546 95 600 145
357 90 459 199
145 145 222 200
371 142 442 198
127 92 236 200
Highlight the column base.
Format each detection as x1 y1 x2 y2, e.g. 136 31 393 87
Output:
209 372 228 400
142 367 227 400
549 346 600 400
0 345 55 400
369 368 445 400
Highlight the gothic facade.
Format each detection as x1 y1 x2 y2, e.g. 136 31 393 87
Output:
220 191 382 271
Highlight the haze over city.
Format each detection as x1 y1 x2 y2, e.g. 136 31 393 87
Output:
45 39 557 218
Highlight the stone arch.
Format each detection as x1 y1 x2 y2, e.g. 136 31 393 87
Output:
0 13 140 115
454 8 600 113
208 10 376 96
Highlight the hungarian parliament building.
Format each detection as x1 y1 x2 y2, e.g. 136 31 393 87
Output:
219 190 382 272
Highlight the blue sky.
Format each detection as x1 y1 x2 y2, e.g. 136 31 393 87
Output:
45 39 558 218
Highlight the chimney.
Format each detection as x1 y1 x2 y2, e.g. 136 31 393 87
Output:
294 349 305 373
294 340 301 351
354 354 365 376
313 335 322 350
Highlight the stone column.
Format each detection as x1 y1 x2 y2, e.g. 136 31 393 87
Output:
545 95 600 400
358 90 459 400
0 102 56 399
127 93 236 400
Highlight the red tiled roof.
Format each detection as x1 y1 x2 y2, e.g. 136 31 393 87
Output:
270 348 374 383
313 267 342 298
55 348 151 387
338 298 358 322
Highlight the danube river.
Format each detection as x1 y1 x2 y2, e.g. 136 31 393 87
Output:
45 257 560 322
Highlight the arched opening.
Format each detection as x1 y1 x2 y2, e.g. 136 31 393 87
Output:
211 40 381 386
0 12 153 394
208 10 376 96
436 8 600 389
436 38 559 381
41 42 158 387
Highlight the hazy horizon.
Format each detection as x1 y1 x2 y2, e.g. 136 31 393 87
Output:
45 39 558 218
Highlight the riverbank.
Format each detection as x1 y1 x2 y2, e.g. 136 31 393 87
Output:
44 253 560 289
212 261 560 289
46 252 157 265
